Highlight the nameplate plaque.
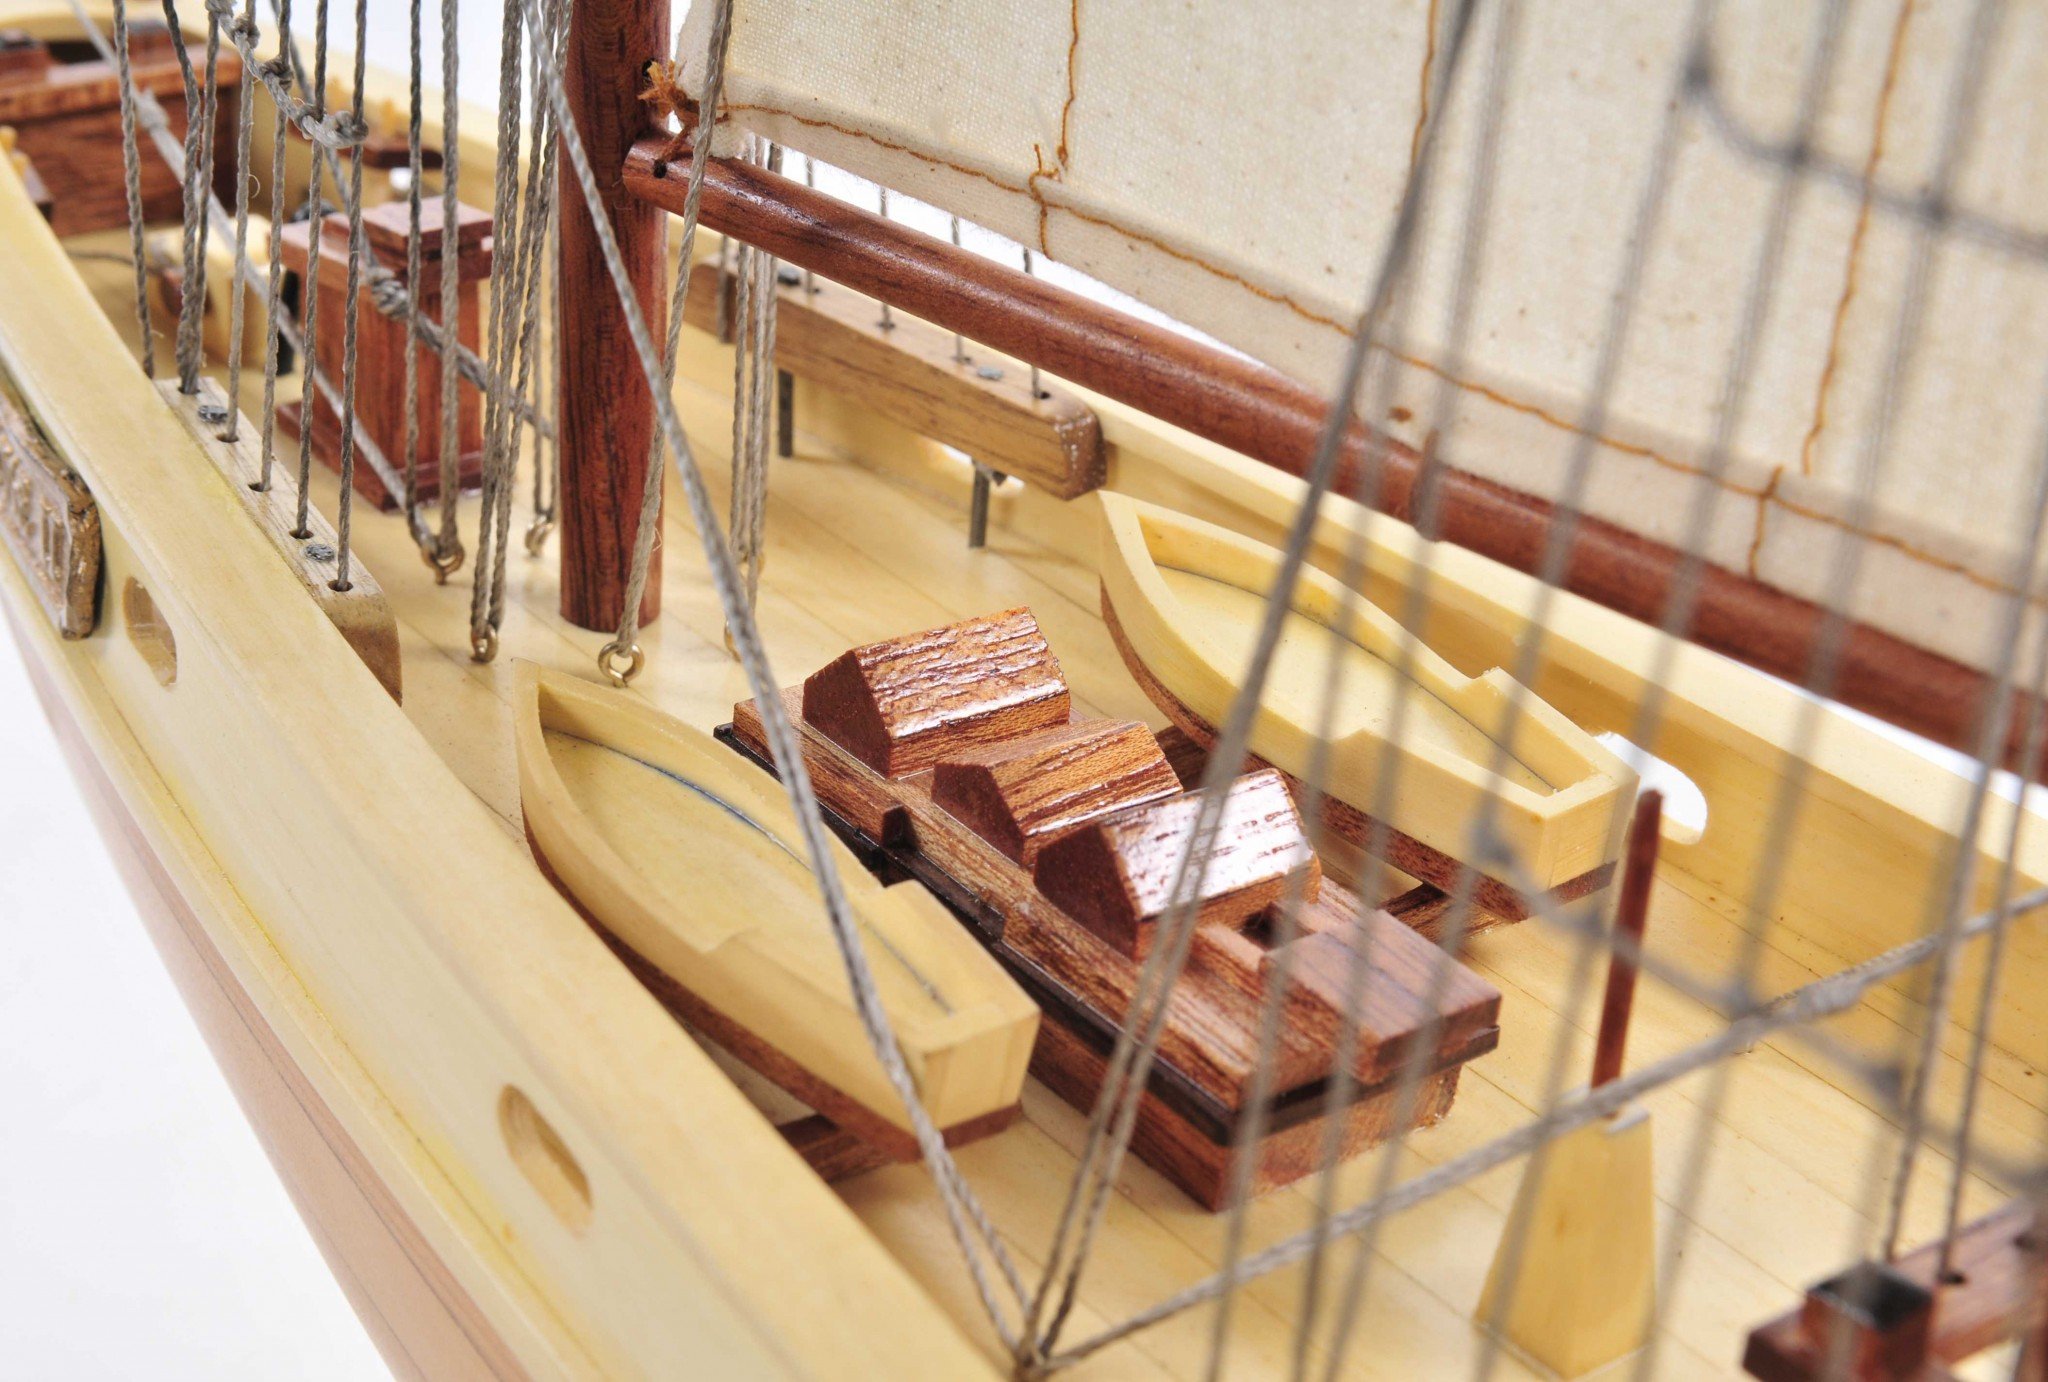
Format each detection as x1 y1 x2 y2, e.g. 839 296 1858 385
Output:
0 379 99 638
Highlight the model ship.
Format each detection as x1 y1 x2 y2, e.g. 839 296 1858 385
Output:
3 0 2046 1377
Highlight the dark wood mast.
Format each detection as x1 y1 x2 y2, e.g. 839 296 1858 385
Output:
1589 790 1661 1090
622 133 2035 774
557 0 667 632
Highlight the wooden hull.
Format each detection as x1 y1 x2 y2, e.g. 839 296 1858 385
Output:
7 12 2048 1375
10 614 524 1381
0 118 996 1379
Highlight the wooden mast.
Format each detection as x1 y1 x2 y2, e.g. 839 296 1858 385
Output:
557 0 667 632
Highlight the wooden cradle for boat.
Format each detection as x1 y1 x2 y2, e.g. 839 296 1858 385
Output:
1099 492 1635 918
7 4 2048 1377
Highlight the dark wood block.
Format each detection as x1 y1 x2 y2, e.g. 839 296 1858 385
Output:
362 199 494 266
1031 1013 1465 1212
802 607 1070 777
930 717 1178 866
1033 768 1318 961
0 23 239 238
0 30 52 86
277 211 490 510
1744 1200 2045 1381
724 602 1504 1211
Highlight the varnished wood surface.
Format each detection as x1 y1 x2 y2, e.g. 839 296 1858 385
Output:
624 133 2042 774
254 299 2044 1375
159 378 403 700
30 167 2048 1374
681 261 1104 499
803 605 1071 775
1743 1200 2044 1380
277 213 489 509
1033 767 1318 961
1104 592 1610 926
0 23 238 237
931 716 1179 868
8 606 528 1382
556 0 667 632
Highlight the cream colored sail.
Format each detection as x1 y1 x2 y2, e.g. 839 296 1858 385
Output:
682 0 2048 678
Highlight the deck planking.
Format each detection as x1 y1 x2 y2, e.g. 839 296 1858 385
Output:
62 229 2043 1380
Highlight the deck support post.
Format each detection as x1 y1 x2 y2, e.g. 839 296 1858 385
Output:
557 0 668 632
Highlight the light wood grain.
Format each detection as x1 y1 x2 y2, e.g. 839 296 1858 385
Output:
680 260 1104 498
10 21 2048 1374
1100 491 1636 894
0 145 1001 1379
515 662 1038 1137
1477 1104 1657 1378
158 378 401 700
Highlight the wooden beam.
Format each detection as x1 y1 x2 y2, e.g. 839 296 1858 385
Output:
625 134 2031 772
557 0 667 632
680 261 1104 497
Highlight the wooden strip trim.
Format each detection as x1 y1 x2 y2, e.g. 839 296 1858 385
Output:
624 134 2029 770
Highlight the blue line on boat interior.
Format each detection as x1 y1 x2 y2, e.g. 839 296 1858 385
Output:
599 738 954 1014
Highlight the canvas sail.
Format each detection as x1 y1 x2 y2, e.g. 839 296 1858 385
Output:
681 0 2048 680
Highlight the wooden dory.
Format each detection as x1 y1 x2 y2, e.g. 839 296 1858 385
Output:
1098 493 1635 907
513 663 1039 1144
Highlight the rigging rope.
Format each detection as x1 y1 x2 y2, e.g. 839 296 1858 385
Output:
110 0 155 378
330 0 374 590
531 0 1028 1345
398 0 426 535
1041 885 2048 1370
219 0 259 442
1026 0 1483 1363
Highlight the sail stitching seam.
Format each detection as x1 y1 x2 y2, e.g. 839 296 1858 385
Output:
719 98 2038 605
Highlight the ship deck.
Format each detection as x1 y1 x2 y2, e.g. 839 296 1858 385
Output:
63 226 2045 1380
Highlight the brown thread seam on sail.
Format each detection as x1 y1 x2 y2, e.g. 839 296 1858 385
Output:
720 97 2036 603
1797 0 1918 482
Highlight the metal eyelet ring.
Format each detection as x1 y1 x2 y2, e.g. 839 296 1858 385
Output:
598 640 645 687
470 628 499 663
523 516 556 556
424 543 466 583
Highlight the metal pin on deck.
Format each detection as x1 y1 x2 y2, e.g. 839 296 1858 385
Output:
967 462 1006 548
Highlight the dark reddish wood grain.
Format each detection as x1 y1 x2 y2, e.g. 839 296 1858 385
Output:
557 0 668 632
1590 790 1662 1089
1113 604 1611 925
278 209 491 509
726 605 1503 1207
627 133 2036 772
1032 768 1318 961
1744 1200 2045 1382
930 717 1178 866
802 606 1069 776
0 23 240 238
